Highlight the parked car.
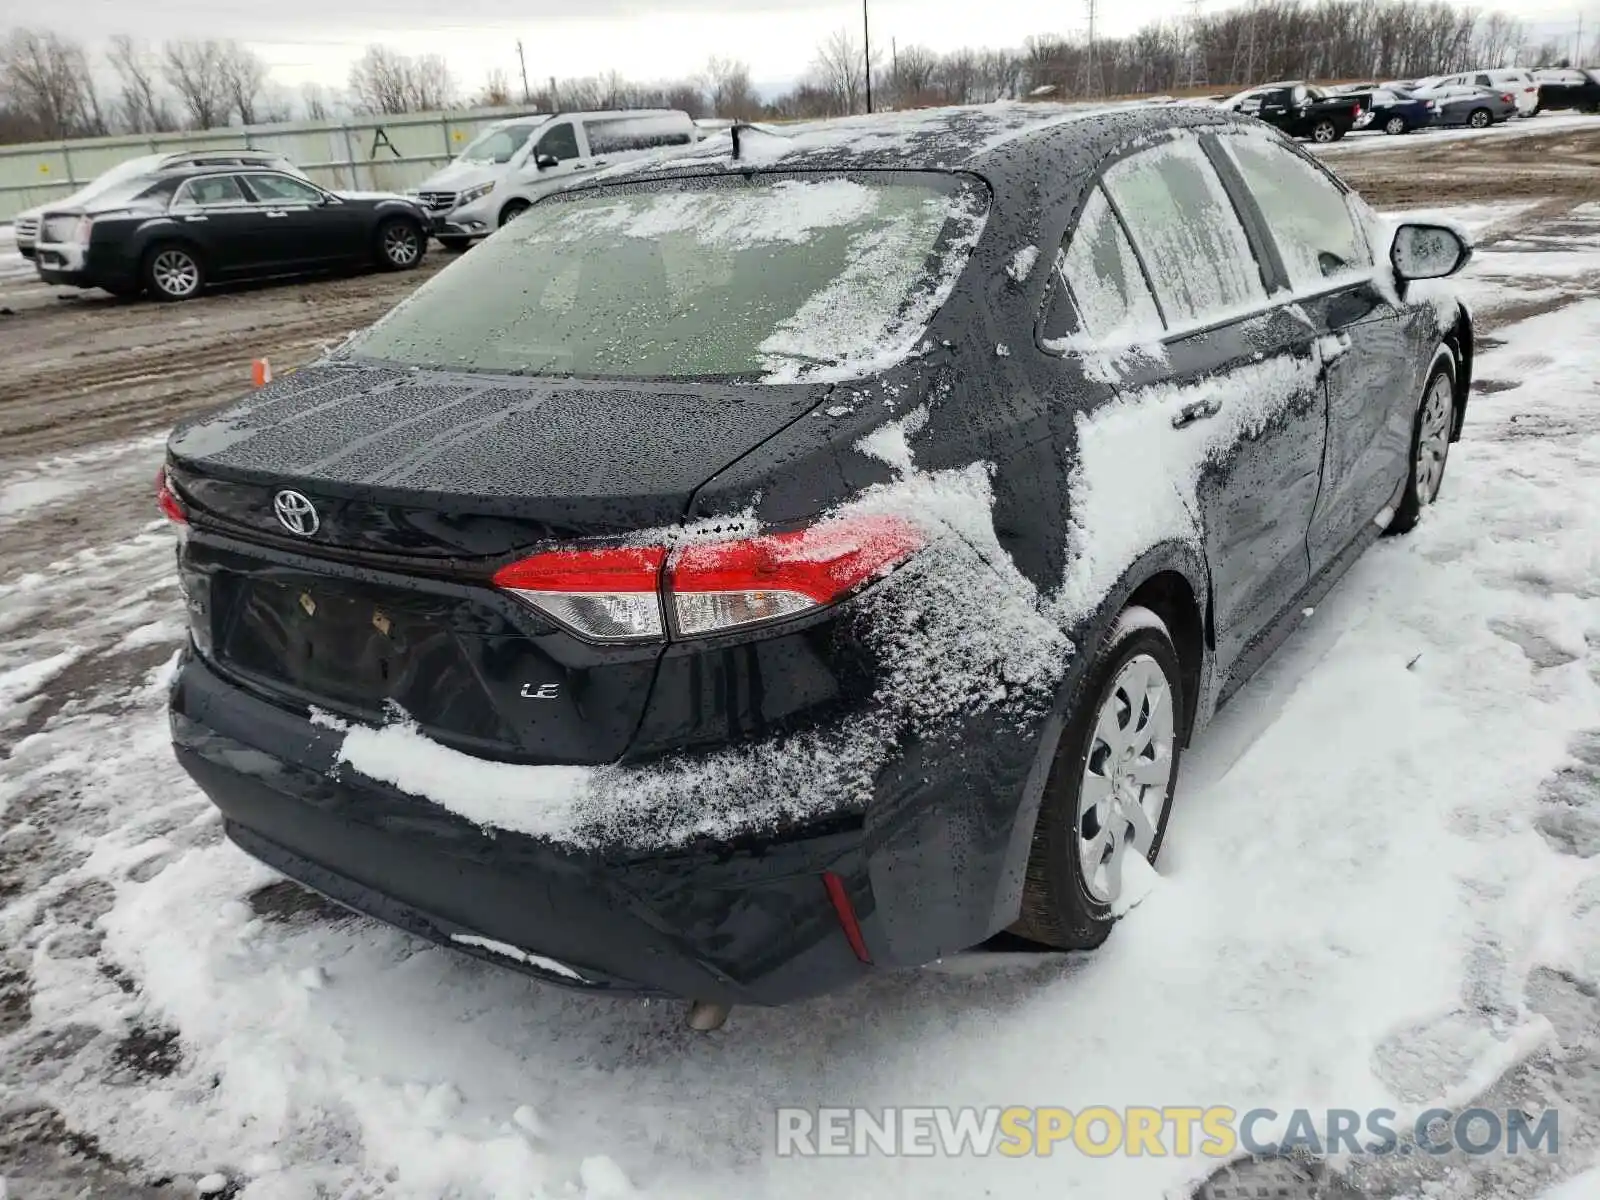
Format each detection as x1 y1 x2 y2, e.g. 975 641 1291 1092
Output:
162 104 1473 1013
1352 87 1436 134
410 109 698 249
1224 81 1367 142
1532 67 1600 113
34 165 427 300
1415 68 1540 116
1410 84 1518 129
11 149 307 261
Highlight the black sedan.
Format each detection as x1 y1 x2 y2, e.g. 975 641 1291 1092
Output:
161 104 1473 1015
33 166 428 300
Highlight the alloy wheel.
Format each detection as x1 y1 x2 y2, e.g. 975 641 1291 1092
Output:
1415 374 1453 506
1385 117 1407 135
1470 109 1491 128
1076 653 1176 904
152 250 199 298
1313 121 1338 143
383 224 420 266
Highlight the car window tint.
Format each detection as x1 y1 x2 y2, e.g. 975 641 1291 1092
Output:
534 122 580 162
1222 137 1371 288
1043 186 1163 344
1101 138 1265 324
178 176 247 207
244 174 323 205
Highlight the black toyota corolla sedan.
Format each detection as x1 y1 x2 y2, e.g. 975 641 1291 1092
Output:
162 104 1474 1014
33 164 428 300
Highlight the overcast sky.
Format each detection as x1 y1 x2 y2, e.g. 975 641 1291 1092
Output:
46 0 1598 94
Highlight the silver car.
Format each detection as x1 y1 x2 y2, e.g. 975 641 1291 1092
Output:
1411 84 1518 129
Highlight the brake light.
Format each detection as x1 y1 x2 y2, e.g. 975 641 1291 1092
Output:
1352 103 1363 117
1502 93 1515 103
155 467 186 524
492 515 923 642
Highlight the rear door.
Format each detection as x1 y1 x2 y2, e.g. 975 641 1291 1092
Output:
1214 133 1416 577
1066 133 1327 677
169 174 269 276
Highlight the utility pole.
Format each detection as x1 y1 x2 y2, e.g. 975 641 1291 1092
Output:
1577 13 1585 67
516 41 531 104
1182 0 1208 90
892 37 898 107
1080 0 1103 98
863 0 873 114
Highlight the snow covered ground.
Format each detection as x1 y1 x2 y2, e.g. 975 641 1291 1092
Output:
0 223 32 283
2 201 1600 1199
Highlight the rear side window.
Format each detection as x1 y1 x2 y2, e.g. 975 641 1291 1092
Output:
585 117 693 155
1220 137 1371 288
1041 186 1163 345
176 176 247 207
1101 138 1265 325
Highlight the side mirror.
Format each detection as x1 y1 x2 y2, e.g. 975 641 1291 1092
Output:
1391 222 1472 282
534 153 559 170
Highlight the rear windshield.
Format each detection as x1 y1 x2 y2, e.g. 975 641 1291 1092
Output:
344 173 988 382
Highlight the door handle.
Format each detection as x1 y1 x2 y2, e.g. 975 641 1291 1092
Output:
265 210 288 218
183 215 208 223
1171 397 1222 428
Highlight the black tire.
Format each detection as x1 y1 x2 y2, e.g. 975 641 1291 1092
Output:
375 218 424 271
1384 116 1409 135
1387 354 1456 536
437 236 473 253
498 199 530 227
141 243 204 302
1013 606 1186 950
1311 119 1340 143
1468 108 1492 129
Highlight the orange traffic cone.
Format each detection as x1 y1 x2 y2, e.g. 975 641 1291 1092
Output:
251 358 273 387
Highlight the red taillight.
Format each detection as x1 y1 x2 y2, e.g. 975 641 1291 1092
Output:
492 545 666 641
1353 103 1363 117
822 870 872 963
1502 93 1514 103
668 514 923 636
156 467 186 524
492 514 923 642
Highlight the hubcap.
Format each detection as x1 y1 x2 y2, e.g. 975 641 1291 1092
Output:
1315 124 1335 142
1415 375 1453 505
1387 118 1405 134
1077 654 1176 905
384 225 419 265
153 250 198 296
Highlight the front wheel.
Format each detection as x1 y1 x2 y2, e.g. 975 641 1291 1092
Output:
1013 606 1185 950
1387 358 1456 535
1384 116 1409 135
1469 108 1492 129
498 199 530 227
142 244 204 302
375 219 424 271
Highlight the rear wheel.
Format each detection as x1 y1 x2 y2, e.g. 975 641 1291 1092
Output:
1013 606 1185 950
1469 107 1492 129
498 199 530 226
1384 115 1409 135
1388 357 1456 535
1311 119 1340 143
142 244 204 302
376 218 424 271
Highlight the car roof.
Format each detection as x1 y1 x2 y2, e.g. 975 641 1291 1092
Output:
565 101 1252 194
157 148 284 164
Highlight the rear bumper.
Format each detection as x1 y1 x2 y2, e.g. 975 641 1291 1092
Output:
35 242 132 291
172 649 1044 1004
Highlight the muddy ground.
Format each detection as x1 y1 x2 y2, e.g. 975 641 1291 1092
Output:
0 122 1598 1199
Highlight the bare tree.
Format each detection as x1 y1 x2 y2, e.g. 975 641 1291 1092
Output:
1 28 97 138
699 55 760 119
349 45 411 114
162 39 231 129
218 40 268 124
812 29 866 115
888 44 938 107
478 68 512 107
107 35 176 132
300 82 330 121
410 53 455 110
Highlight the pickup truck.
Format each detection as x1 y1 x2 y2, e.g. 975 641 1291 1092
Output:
1224 81 1367 143
1532 68 1600 114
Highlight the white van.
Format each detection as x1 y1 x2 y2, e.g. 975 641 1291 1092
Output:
411 110 698 249
1413 68 1540 116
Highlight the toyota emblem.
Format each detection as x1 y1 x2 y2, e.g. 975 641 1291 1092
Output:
273 489 320 536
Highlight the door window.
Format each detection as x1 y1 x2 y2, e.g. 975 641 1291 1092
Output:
533 122 581 163
1101 137 1266 325
1040 186 1163 345
584 117 693 155
243 174 324 205
1220 136 1372 288
175 176 247 207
